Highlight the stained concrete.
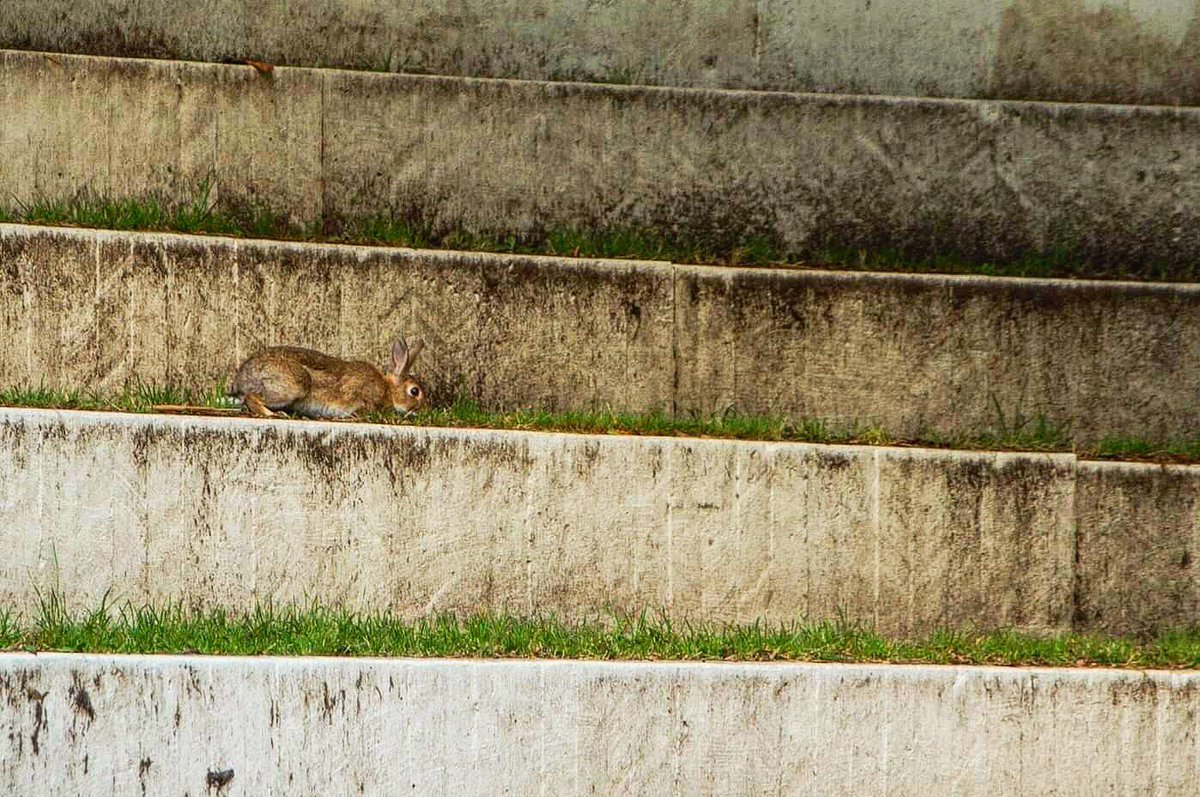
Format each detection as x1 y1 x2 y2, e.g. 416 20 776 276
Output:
1 654 1198 794
3 0 1200 104
0 408 1077 636
4 50 1200 268
3 224 1199 442
0 224 674 414
672 263 1200 442
1075 461 1200 636
0 405 1195 634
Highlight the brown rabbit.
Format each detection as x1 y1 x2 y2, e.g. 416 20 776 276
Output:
229 336 427 418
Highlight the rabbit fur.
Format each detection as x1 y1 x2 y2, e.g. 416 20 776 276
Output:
229 336 426 418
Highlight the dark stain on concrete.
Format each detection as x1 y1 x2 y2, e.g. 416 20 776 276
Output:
139 757 153 796
69 683 95 723
26 687 46 756
206 768 235 792
1075 464 1200 638
3 25 182 62
991 0 1200 105
680 262 1200 441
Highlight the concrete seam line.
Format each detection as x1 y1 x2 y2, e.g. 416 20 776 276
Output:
669 258 680 416
0 404 1085 460
4 650 1200 680
12 222 1200 292
0 223 678 271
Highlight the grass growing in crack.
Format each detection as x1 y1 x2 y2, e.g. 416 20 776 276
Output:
0 386 1197 463
1091 437 1200 463
0 383 231 414
1 189 1189 281
2 180 271 238
920 414 1072 454
5 596 1200 668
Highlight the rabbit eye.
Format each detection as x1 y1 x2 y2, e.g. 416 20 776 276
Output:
407 385 421 398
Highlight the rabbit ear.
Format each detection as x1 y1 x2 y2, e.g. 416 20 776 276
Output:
406 337 424 370
392 336 425 376
391 338 411 376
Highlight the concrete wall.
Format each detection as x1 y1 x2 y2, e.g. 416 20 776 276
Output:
0 225 675 416
0 408 1078 636
672 262 1200 443
1075 460 1200 636
0 404 1196 635
5 224 1200 443
2 654 1198 794
4 51 1200 270
2 0 1200 105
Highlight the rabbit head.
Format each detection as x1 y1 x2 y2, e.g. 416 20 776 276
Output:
384 336 428 414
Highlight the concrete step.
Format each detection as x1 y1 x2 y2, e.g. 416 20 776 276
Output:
2 653 1196 794
4 223 1198 444
2 0 1196 105
3 49 1199 271
0 406 1193 637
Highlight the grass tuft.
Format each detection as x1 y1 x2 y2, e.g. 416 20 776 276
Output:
0 381 230 414
3 599 1199 668
1091 437 1200 463
1 187 1189 281
0 387 1197 463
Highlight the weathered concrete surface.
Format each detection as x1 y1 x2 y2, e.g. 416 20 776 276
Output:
1075 461 1200 637
5 224 1200 442
0 51 324 223
0 224 673 414
764 0 1200 105
674 264 1200 442
0 408 1077 636
4 0 1200 104
2 654 1198 795
875 450 1075 633
5 51 1200 268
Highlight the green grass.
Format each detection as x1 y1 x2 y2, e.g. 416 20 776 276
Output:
0 384 1196 463
1091 437 1200 463
413 401 895 446
0 187 1187 281
3 596 1199 668
0 383 230 413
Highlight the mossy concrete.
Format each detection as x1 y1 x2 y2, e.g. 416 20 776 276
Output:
0 224 674 415
0 407 1081 636
3 223 1199 443
3 0 1200 104
0 405 1194 635
1075 461 1200 637
672 263 1200 443
4 50 1200 268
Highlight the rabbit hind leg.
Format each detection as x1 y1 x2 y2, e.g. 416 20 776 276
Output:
233 359 311 416
243 394 276 417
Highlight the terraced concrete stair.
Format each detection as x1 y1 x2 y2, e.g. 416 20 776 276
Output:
3 0 1197 104
3 654 1197 794
4 9 1200 792
1 406 1195 637
3 48 1199 268
4 223 1197 443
